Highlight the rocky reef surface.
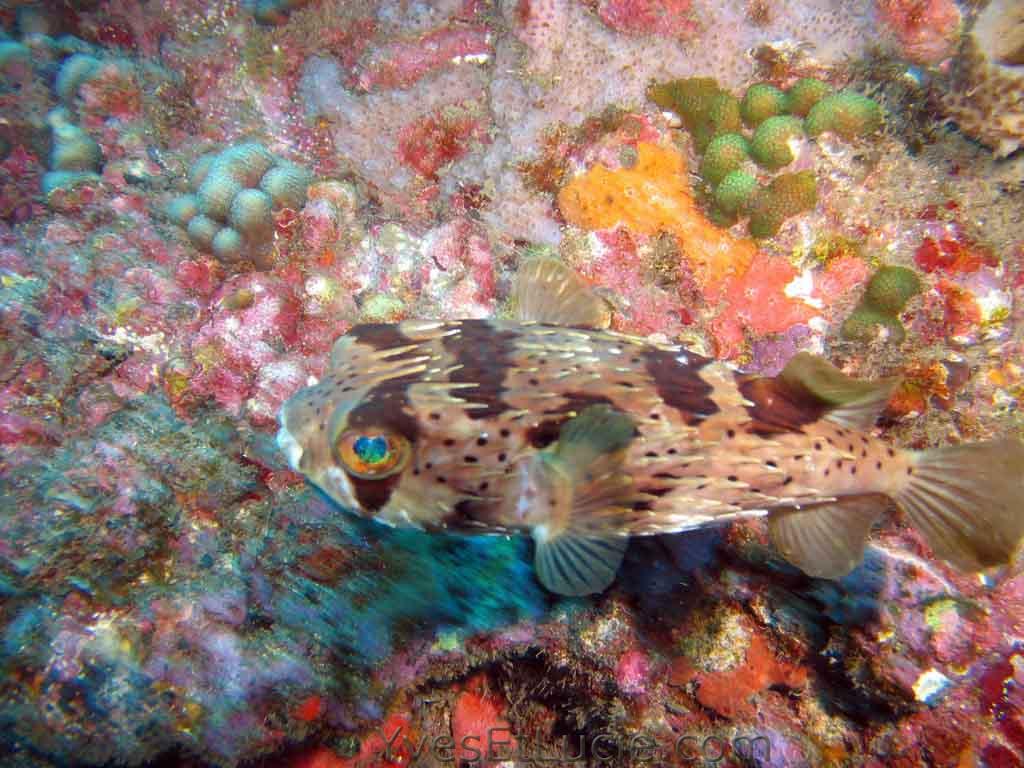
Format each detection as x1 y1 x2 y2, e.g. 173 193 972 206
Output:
1 1 1023 766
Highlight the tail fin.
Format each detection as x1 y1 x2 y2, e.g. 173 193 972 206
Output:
895 439 1024 571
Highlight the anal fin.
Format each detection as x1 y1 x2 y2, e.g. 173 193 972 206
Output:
768 494 886 579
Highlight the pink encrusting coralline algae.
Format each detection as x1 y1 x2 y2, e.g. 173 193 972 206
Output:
0 0 1022 766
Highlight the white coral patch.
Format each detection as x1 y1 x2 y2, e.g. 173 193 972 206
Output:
913 669 951 705
784 268 823 310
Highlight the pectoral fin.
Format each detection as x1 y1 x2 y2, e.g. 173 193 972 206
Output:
529 405 640 595
534 533 629 596
768 495 885 579
513 256 612 329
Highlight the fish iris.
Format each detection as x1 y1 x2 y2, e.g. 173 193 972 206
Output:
354 435 389 464
337 429 410 479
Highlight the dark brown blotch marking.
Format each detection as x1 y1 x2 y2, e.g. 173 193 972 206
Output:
443 497 501 532
339 325 427 513
737 373 831 436
350 474 402 514
348 323 416 351
642 347 717 425
344 323 423 444
444 319 518 420
530 392 617 449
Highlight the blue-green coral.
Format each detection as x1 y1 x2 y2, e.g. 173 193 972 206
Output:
169 142 313 268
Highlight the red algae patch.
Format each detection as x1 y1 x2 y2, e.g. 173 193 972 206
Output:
671 630 808 719
452 677 518 763
709 250 818 358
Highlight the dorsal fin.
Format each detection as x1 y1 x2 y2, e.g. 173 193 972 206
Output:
512 257 612 328
777 352 898 430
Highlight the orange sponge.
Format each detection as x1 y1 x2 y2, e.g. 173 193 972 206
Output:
557 142 756 298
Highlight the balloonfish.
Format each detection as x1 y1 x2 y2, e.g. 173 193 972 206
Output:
277 258 1024 595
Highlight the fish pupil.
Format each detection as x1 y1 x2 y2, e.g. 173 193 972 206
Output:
354 435 389 464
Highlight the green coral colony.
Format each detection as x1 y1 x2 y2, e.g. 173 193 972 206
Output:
648 77 883 237
842 265 922 343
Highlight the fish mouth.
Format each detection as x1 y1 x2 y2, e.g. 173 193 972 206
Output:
276 422 304 471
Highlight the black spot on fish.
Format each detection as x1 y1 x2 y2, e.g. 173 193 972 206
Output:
443 320 517 420
642 348 717 425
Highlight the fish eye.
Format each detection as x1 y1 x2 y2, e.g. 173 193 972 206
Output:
336 429 410 479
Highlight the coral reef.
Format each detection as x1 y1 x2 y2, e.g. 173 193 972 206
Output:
0 1 1021 767
938 0 1024 157
557 141 756 294
168 142 313 269
842 265 923 343
804 89 885 140
876 0 962 65
651 76 881 237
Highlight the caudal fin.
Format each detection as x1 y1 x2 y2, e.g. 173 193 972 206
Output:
895 439 1024 571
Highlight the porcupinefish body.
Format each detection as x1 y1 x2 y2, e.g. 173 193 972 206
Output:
278 259 1024 596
